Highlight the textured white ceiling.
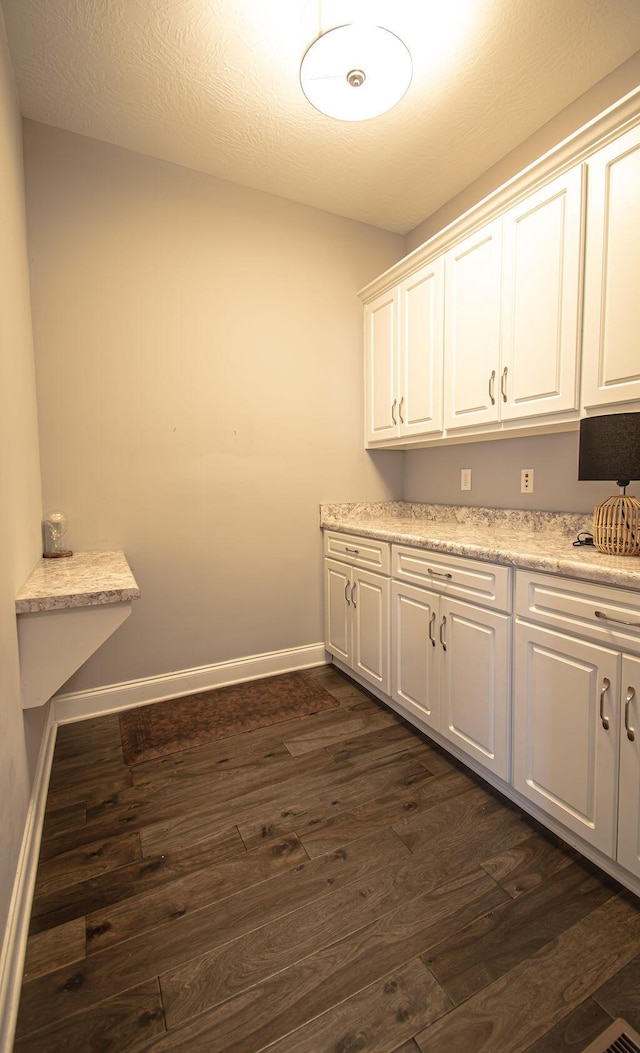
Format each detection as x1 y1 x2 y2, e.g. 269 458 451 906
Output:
2 0 640 233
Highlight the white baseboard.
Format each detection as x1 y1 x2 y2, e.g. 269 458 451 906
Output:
0 707 57 1053
53 643 328 724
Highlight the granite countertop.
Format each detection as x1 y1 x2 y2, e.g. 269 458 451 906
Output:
15 551 141 614
320 502 640 590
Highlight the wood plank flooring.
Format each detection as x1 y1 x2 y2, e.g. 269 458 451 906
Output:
15 665 640 1053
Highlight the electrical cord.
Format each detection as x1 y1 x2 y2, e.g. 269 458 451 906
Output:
573 531 594 547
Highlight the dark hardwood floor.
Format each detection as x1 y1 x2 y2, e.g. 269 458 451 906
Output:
14 665 640 1053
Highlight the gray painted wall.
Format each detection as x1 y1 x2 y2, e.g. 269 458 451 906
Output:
403 429 623 516
0 12 43 942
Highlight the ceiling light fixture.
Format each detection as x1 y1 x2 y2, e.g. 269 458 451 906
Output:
300 23 412 122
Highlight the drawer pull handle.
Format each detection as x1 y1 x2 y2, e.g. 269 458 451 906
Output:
391 398 398 425
344 582 351 606
344 547 360 555
501 366 508 403
398 396 405 424
600 677 610 731
439 615 447 652
428 568 453 580
428 611 436 648
351 582 357 609
594 610 640 629
625 686 636 742
489 370 496 405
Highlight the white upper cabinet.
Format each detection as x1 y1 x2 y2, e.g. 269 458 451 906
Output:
501 166 584 421
443 220 503 430
398 261 444 438
362 96 640 448
364 258 444 446
364 288 397 444
582 123 640 409
445 168 584 431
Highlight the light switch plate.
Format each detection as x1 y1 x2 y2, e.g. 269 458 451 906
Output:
461 469 472 491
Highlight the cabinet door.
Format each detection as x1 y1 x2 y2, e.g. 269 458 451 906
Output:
364 289 398 444
391 581 439 730
439 598 510 779
513 620 619 856
324 558 351 664
618 654 640 879
444 220 502 430
501 167 584 421
351 567 390 695
582 124 640 408
398 259 444 437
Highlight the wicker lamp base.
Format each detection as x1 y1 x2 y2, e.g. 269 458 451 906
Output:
592 494 640 556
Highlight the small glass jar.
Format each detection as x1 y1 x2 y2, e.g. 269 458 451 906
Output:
43 510 73 558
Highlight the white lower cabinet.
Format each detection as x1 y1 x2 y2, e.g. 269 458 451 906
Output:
323 533 390 696
391 580 440 729
618 654 640 877
513 570 640 880
323 532 640 892
391 549 511 780
440 596 510 779
513 620 620 856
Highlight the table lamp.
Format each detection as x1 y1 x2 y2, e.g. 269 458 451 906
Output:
578 412 640 556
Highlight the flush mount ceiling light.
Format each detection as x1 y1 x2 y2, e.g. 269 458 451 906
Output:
300 23 412 121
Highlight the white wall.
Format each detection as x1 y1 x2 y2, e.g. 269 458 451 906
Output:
23 121 404 694
0 11 42 941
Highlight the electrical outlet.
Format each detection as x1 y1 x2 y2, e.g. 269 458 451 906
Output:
521 468 534 493
461 468 472 491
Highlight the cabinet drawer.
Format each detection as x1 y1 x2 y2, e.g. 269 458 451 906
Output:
516 570 640 655
392 545 511 612
323 531 390 574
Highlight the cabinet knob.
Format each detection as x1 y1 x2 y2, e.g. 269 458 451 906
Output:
625 686 636 742
600 677 610 731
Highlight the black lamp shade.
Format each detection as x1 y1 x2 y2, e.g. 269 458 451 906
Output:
578 413 640 487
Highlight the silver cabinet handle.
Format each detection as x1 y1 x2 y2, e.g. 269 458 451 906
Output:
595 610 640 629
489 370 496 405
391 398 398 425
398 396 404 424
351 582 357 608
427 568 453 580
344 546 360 555
600 677 610 731
428 611 436 648
501 366 508 403
344 582 351 606
625 686 636 742
439 615 447 652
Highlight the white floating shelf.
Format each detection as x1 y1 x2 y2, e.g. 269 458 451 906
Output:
15 551 140 709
